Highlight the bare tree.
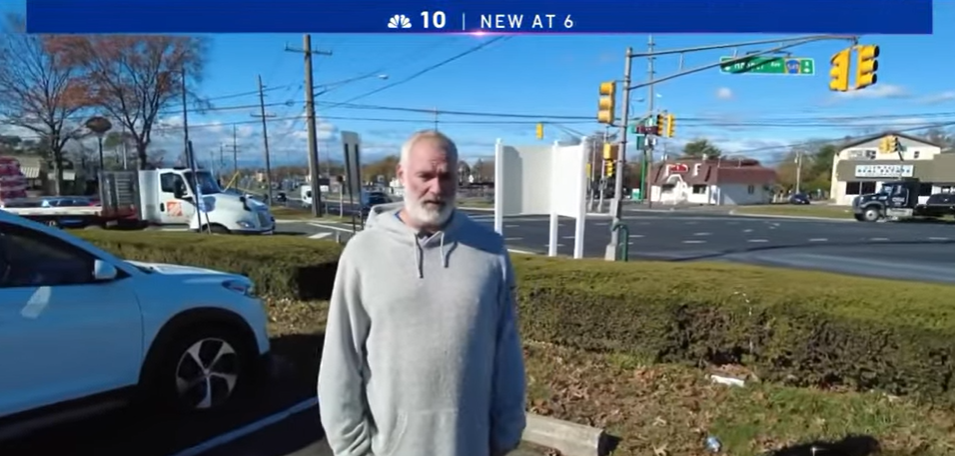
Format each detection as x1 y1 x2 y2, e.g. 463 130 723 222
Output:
44 35 209 169
0 14 92 194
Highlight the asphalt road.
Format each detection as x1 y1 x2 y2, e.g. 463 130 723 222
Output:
280 208 955 284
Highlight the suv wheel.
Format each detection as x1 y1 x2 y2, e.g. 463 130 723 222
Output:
153 326 253 412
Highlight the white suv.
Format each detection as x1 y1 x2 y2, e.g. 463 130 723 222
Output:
0 210 272 439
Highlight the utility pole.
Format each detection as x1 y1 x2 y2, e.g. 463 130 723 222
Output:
231 125 241 176
794 150 803 194
606 47 633 261
645 35 656 209
433 108 439 131
286 34 332 217
254 74 277 204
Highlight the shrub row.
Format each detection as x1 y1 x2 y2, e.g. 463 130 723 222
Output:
75 230 342 301
77 230 955 401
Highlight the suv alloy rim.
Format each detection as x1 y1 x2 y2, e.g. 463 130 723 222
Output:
174 338 240 410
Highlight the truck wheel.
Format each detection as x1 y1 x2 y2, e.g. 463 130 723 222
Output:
209 224 231 235
853 214 865 222
863 207 882 222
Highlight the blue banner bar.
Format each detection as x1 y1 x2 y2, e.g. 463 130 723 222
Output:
26 0 933 35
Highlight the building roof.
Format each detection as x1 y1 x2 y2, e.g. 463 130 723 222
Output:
839 131 944 150
649 157 776 186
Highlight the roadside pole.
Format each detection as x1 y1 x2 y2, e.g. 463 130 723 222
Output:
794 151 803 194
645 35 656 209
605 47 633 261
286 35 332 217
253 75 277 205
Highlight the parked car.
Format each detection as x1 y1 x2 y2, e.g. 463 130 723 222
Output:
789 192 811 205
0 210 272 439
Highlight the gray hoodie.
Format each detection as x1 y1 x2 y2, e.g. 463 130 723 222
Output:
318 202 527 456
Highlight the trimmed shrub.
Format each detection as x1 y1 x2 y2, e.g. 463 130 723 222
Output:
74 230 955 401
74 230 342 301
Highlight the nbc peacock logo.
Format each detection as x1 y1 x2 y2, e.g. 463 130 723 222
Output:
387 14 412 29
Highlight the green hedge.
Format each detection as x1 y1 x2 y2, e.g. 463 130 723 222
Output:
77 230 955 401
75 230 342 301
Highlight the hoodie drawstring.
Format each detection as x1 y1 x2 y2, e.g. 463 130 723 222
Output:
412 232 450 279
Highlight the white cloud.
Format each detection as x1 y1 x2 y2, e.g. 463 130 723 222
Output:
829 84 908 102
715 87 733 100
918 91 955 105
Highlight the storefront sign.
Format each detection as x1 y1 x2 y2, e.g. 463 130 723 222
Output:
854 164 913 178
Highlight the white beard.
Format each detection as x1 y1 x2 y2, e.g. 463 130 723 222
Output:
404 195 455 227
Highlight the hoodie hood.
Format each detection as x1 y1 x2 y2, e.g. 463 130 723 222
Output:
365 201 463 279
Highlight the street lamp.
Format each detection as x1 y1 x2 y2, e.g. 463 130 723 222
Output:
85 116 113 171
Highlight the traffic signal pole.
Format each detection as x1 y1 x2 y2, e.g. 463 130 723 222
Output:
605 47 633 261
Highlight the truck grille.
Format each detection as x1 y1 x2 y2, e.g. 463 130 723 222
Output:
256 210 272 228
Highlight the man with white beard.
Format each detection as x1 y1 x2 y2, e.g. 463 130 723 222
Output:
318 130 527 456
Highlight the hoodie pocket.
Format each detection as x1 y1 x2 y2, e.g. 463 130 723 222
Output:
380 409 486 456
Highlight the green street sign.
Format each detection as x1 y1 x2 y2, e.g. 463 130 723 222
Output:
719 56 815 76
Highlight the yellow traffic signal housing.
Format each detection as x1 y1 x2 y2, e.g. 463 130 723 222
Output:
597 81 616 125
878 136 891 153
829 48 852 92
665 114 675 138
536 122 544 140
605 159 615 177
654 114 665 136
603 143 613 160
890 135 901 153
855 45 880 90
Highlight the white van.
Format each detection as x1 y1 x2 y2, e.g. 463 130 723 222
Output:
300 184 312 208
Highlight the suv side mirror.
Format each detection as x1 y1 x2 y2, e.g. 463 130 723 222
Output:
93 259 118 281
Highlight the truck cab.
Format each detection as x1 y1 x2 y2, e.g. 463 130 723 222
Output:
138 168 274 234
852 178 919 222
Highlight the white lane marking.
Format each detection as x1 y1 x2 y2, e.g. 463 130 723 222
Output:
504 224 521 228
594 222 608 226
684 221 698 225
308 222 354 233
547 243 565 247
808 238 828 242
508 248 537 255
504 237 523 241
629 234 644 238
747 239 769 243
562 235 576 239
870 237 889 241
929 237 950 241
693 232 711 236
682 240 706 244
308 233 332 240
742 229 753 233
169 397 318 456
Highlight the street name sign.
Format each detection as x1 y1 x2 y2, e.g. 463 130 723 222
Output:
719 56 815 75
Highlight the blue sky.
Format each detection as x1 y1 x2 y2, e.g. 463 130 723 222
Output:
3 0 954 169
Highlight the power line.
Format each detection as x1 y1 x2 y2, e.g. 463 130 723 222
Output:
327 36 511 108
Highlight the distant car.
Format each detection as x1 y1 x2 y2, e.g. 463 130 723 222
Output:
274 192 287 203
0 210 272 438
789 193 811 205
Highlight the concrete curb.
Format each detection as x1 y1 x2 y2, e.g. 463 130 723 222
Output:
522 413 608 456
727 210 854 222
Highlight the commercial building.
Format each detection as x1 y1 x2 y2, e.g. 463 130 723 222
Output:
829 132 952 205
648 157 776 205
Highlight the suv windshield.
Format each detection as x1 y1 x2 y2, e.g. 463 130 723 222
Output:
183 171 222 195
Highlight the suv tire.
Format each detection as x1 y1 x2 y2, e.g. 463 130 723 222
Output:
149 325 255 413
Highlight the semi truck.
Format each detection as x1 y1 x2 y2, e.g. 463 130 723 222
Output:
852 177 955 222
1 167 275 234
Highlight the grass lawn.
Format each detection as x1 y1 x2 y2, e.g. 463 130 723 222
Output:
271 300 955 456
733 204 855 219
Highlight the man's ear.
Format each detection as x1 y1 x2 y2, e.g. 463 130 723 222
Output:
395 163 404 183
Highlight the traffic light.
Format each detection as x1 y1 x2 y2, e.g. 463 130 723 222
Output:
665 113 675 138
597 81 616 125
890 135 902 153
605 160 615 177
603 143 613 160
536 122 544 140
654 114 665 136
829 48 851 92
855 44 880 90
878 136 891 153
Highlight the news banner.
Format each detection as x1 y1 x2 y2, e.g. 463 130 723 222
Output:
26 0 933 34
